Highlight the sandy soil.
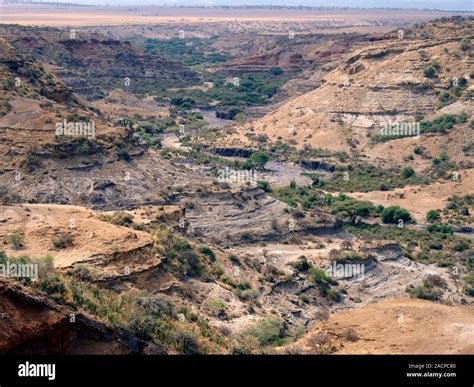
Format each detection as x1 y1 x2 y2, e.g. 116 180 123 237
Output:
0 4 464 27
0 204 152 268
286 298 474 354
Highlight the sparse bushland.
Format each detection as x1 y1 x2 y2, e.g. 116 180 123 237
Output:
289 256 342 302
53 136 101 157
464 274 474 296
0 247 232 353
420 113 468 134
273 184 397 224
134 36 233 67
431 152 460 179
57 274 231 353
442 195 474 226
406 274 447 301
161 236 211 280
151 64 290 111
309 163 430 193
344 223 473 289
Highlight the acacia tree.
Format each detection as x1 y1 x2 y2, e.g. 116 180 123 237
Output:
331 200 374 224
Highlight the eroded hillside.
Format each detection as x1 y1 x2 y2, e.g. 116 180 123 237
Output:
0 14 472 355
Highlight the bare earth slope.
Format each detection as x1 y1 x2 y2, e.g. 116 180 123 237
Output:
220 20 473 170
285 298 474 354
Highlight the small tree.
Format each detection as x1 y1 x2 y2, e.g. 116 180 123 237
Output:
331 200 374 223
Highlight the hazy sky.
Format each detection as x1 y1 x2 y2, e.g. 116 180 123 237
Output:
33 0 473 12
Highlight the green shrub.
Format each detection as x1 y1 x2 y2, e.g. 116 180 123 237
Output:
51 232 74 249
464 274 474 296
204 298 226 314
247 317 284 346
250 151 270 169
426 210 441 223
7 233 25 249
101 212 134 227
290 256 311 272
400 167 415 179
414 146 424 155
229 254 240 264
453 239 469 252
431 60 441 70
257 180 272 193
407 285 442 301
424 66 436 78
199 246 216 261
427 224 453 234
381 206 412 224
460 38 470 51
37 274 66 297
307 267 340 301
0 251 7 265
420 114 466 134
